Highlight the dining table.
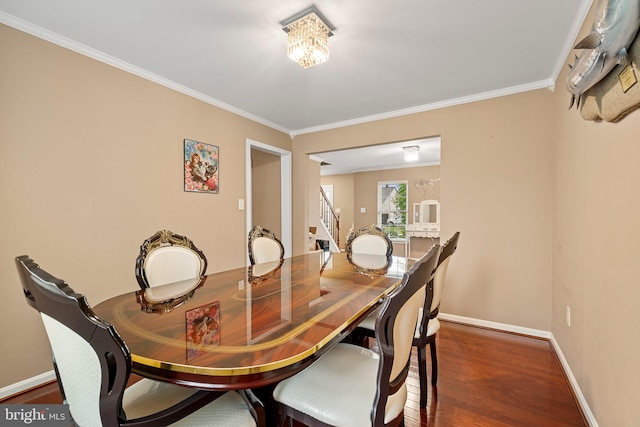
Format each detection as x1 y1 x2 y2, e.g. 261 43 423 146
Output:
93 251 414 391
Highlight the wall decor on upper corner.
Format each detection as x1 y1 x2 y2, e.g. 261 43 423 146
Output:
566 0 640 122
413 177 440 199
184 139 219 193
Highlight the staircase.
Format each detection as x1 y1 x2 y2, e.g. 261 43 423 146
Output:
318 187 341 252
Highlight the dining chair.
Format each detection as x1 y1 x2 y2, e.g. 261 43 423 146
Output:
346 224 393 257
135 229 208 290
15 255 263 427
248 225 284 265
272 245 440 427
354 231 460 407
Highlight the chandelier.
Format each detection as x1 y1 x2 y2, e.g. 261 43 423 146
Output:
403 146 420 162
282 6 335 69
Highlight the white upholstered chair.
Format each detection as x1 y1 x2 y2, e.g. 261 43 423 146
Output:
346 224 393 257
135 230 207 290
272 245 440 427
248 225 284 265
15 255 262 427
355 231 460 407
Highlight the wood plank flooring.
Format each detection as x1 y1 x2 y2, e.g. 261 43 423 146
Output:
1 321 586 426
403 321 586 426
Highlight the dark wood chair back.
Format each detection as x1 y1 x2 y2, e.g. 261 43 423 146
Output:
16 255 132 426
371 244 440 425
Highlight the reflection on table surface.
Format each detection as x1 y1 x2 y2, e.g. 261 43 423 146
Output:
247 258 285 286
93 251 414 389
346 253 394 276
136 277 205 314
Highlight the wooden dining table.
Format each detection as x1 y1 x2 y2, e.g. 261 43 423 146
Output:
93 251 414 391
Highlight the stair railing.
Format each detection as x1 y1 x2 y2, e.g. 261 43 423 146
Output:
319 187 340 248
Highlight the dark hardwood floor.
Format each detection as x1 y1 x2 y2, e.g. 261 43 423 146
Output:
2 321 586 426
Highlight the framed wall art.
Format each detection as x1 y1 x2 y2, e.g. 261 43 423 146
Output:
184 139 219 193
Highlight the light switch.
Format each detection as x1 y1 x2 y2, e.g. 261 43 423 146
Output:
238 199 245 210
360 207 366 213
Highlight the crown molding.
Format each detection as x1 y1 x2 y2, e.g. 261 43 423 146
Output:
0 12 292 135
291 79 554 137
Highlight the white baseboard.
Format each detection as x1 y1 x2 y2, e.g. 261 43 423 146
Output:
439 312 598 427
0 370 56 400
439 313 551 338
549 333 599 427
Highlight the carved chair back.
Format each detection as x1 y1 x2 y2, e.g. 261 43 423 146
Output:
135 230 207 289
16 255 132 427
248 226 284 265
346 224 393 257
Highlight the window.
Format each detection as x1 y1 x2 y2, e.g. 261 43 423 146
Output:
377 181 407 239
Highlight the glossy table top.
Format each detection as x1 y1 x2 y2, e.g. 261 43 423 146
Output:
93 251 413 389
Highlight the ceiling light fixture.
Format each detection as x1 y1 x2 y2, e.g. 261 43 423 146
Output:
281 6 335 69
403 146 420 162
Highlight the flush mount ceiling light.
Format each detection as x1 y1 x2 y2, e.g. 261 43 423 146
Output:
403 146 420 162
281 6 335 69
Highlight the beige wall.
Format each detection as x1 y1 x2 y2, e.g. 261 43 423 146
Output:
549 3 640 425
0 24 291 387
293 92 555 333
251 148 281 237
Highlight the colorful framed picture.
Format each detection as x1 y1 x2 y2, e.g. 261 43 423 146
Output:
185 301 220 361
184 139 219 193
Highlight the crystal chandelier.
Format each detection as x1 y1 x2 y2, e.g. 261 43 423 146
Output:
403 146 420 162
282 7 335 69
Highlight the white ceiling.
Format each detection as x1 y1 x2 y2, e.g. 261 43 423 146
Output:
0 0 590 136
313 137 441 176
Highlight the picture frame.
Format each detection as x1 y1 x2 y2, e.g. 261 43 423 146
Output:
184 139 219 193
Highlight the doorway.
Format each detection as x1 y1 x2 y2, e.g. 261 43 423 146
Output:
245 139 292 262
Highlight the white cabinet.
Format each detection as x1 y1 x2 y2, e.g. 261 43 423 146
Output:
407 200 440 238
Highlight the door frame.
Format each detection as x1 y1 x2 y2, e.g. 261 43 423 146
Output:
245 139 292 261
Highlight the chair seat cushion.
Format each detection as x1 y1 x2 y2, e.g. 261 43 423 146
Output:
359 308 441 338
423 316 440 337
124 381 256 426
273 343 406 427
358 308 378 331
